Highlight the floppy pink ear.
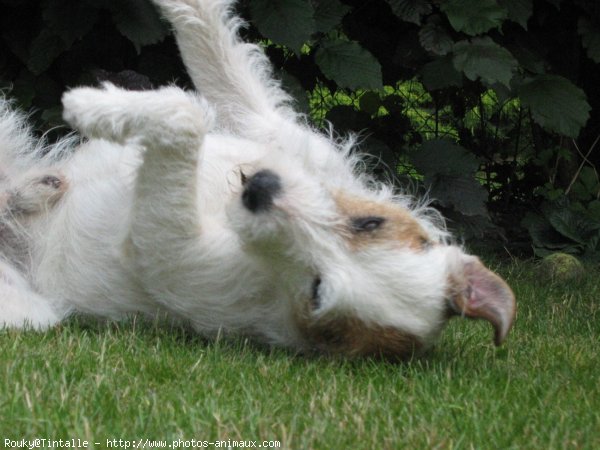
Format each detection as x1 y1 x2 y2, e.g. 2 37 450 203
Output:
448 257 516 345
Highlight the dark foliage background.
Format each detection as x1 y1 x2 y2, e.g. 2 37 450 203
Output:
1 0 600 260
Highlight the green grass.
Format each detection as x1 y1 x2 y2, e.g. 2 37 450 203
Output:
1 261 599 449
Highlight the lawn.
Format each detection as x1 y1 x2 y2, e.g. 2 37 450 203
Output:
1 260 598 449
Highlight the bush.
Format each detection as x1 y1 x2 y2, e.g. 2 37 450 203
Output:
2 0 599 258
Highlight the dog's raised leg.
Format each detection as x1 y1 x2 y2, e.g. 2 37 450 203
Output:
152 0 295 134
62 84 214 300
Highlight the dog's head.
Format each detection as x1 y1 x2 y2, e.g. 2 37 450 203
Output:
227 132 515 359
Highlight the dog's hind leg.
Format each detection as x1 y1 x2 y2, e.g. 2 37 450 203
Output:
152 0 296 134
0 259 62 329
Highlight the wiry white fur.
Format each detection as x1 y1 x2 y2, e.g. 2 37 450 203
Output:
0 0 513 354
0 96 75 172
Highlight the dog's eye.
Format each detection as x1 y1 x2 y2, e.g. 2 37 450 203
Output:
310 277 322 309
351 216 385 233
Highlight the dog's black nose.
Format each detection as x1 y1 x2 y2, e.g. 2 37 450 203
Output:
242 169 281 212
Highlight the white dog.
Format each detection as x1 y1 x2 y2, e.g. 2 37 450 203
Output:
0 0 515 358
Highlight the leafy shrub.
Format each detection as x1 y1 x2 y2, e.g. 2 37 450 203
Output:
1 0 600 256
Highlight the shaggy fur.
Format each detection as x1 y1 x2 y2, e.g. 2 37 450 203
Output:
0 0 515 357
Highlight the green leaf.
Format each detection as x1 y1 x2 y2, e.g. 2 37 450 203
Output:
362 137 397 169
251 0 315 53
314 0 350 33
583 233 600 262
11 70 36 108
381 95 404 114
546 206 600 245
533 246 580 258
34 74 62 109
1 24 30 65
490 82 512 103
522 212 574 251
441 0 507 36
508 41 546 74
578 166 599 195
578 17 600 63
452 37 517 88
41 106 65 128
587 200 600 222
42 0 99 47
27 29 68 75
518 75 591 138
111 0 169 53
358 91 381 115
543 0 561 8
498 0 532 29
411 139 479 177
421 55 463 90
386 0 432 25
315 38 383 90
325 105 371 132
411 140 487 216
279 71 309 113
432 174 489 216
419 20 454 55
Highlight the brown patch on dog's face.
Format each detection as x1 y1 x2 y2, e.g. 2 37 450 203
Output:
299 312 422 360
333 192 431 251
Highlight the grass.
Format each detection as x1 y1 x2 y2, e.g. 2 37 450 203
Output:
1 260 599 449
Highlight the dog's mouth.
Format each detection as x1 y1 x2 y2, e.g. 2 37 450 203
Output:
310 276 322 310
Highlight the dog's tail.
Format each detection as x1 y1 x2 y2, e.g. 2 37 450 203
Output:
153 0 296 134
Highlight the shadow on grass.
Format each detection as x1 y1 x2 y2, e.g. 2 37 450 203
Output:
54 314 442 373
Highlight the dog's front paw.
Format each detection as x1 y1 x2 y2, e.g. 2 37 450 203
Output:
63 83 214 147
62 84 129 143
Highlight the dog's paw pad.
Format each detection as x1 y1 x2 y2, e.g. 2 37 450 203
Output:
39 175 64 190
7 170 69 215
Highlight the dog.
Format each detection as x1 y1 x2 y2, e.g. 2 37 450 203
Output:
0 0 515 358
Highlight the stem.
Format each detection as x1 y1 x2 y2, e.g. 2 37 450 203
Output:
565 134 600 195
513 106 522 162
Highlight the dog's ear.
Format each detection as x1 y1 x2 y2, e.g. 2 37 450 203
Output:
448 257 516 346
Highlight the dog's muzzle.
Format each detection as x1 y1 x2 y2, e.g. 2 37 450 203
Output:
242 169 282 213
